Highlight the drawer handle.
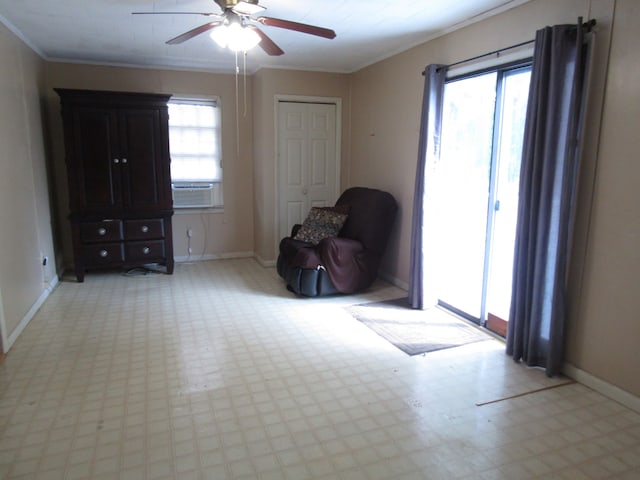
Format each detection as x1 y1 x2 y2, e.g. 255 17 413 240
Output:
113 158 119 164
99 249 108 258
142 247 150 255
98 227 107 236
141 225 149 233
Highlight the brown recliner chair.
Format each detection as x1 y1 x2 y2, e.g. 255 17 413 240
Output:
277 187 397 296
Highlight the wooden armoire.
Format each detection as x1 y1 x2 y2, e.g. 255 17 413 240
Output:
55 89 174 282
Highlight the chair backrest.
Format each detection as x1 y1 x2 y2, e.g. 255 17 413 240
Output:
335 187 397 256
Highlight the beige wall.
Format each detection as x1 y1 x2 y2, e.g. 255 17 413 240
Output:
0 22 56 350
251 69 351 263
350 0 595 283
350 0 640 397
45 63 255 266
566 0 640 397
45 65 352 269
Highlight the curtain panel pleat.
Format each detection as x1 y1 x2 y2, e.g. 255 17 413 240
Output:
507 22 591 376
408 64 447 310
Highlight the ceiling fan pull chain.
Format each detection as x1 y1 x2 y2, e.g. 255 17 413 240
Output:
243 51 249 117
235 50 240 157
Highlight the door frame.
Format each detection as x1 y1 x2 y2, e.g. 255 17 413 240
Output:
273 95 342 258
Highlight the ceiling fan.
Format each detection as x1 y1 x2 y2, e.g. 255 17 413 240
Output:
133 0 336 56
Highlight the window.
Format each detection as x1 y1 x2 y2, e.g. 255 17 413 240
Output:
168 98 223 208
431 62 531 334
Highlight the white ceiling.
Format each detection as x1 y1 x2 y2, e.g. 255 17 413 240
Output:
0 0 530 74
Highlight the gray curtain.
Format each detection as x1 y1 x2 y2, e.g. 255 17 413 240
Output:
408 64 447 309
507 22 591 376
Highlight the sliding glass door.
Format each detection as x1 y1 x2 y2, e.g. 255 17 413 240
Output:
434 73 496 319
485 69 531 333
433 64 531 332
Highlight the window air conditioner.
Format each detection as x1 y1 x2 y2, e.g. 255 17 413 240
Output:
172 183 220 208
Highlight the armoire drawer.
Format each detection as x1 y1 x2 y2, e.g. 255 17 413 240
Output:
125 240 166 262
82 243 125 265
80 220 123 243
124 219 165 240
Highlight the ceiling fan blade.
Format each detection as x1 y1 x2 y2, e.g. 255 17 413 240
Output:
166 21 223 45
132 12 221 17
246 25 284 56
255 16 336 39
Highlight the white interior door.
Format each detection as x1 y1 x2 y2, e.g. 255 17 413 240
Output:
277 101 339 241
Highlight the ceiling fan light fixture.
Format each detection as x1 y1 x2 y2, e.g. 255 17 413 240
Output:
210 24 230 48
210 22 261 52
232 1 266 16
228 25 261 51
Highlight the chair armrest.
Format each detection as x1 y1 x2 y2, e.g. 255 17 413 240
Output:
318 236 365 258
317 236 372 293
291 224 302 237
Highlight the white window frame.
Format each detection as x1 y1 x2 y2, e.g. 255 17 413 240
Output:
168 97 223 209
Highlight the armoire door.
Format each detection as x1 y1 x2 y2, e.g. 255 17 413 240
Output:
119 108 169 211
72 106 121 212
277 101 339 242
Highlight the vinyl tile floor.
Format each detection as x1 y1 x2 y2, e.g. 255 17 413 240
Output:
1 258 639 479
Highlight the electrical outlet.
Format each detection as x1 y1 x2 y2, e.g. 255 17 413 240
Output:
187 228 193 238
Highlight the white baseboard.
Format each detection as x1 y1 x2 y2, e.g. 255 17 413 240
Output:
174 251 254 263
563 363 640 414
4 275 59 353
253 254 276 268
379 272 409 291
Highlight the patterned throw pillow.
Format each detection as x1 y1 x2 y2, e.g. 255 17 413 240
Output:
293 206 349 245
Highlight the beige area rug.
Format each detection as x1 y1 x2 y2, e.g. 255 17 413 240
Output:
346 297 491 356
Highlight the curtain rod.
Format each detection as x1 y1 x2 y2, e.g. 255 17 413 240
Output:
426 18 596 75
439 38 534 72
